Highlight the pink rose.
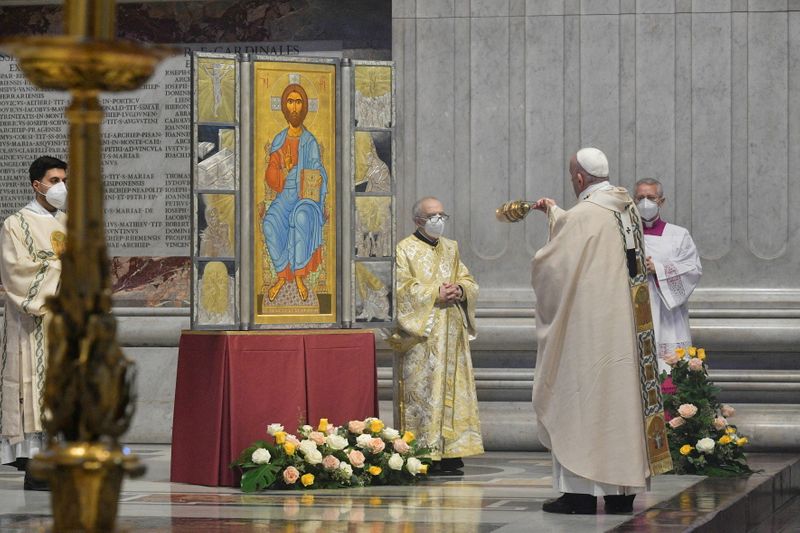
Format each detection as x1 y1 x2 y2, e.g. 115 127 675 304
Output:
661 376 677 395
668 416 685 429
713 417 727 430
347 449 365 468
283 466 300 484
322 454 340 470
393 439 410 453
663 352 681 366
678 403 698 418
286 434 301 446
368 438 386 453
309 431 326 445
325 425 337 435
688 357 704 371
721 405 736 418
348 420 366 434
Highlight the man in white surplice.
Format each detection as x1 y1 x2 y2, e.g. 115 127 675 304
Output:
0 156 68 490
634 178 702 373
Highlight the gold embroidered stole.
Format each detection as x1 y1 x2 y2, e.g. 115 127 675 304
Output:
587 192 673 476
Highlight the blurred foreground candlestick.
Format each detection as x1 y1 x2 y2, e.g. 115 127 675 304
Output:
0 1 176 530
496 200 535 223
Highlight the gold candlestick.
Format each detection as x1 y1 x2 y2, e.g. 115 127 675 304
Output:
0 1 176 531
496 200 535 222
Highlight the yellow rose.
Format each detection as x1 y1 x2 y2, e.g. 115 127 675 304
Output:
675 347 686 359
283 442 296 456
688 346 697 356
697 348 706 360
725 426 737 435
718 435 732 445
419 464 429 475
401 431 415 444
369 419 385 434
736 437 748 446
318 418 328 432
679 444 693 456
301 473 315 487
274 431 286 444
368 466 382 476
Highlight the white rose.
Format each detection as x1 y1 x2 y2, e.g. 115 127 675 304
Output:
381 428 400 441
388 453 404 471
300 424 313 436
266 423 284 436
339 462 353 478
356 434 372 449
326 434 349 450
299 439 318 456
251 448 271 464
406 457 423 475
305 449 323 465
696 437 715 454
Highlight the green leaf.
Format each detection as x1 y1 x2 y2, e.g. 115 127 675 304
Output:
241 464 278 492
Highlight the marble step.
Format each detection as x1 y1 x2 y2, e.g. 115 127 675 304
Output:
377 401 800 452
608 454 800 532
376 367 800 403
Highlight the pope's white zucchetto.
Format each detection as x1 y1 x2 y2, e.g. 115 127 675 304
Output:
576 147 609 178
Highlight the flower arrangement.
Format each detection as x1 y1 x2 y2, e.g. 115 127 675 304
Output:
231 418 431 491
660 346 754 476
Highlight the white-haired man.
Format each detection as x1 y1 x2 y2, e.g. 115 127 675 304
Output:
634 178 702 373
390 196 483 474
530 148 672 514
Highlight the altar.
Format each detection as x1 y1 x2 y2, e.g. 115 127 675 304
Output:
169 329 378 487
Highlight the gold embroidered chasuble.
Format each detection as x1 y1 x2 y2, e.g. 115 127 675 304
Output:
391 234 484 460
0 207 66 445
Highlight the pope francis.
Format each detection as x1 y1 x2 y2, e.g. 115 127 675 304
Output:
530 148 672 515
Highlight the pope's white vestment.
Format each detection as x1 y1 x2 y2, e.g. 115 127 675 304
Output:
0 201 65 464
532 182 672 496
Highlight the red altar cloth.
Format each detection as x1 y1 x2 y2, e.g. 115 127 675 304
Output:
170 329 378 487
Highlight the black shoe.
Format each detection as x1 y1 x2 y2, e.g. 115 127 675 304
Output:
23 470 49 491
604 494 635 514
542 493 597 515
440 457 464 472
2 458 29 471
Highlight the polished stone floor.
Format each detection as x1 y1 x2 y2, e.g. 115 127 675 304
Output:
0 446 798 532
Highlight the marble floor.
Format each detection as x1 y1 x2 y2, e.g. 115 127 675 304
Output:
0 446 798 532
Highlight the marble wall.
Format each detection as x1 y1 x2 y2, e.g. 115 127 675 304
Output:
393 0 800 298
392 0 800 450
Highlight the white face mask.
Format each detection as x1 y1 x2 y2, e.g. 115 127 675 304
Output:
637 198 659 221
38 181 68 210
423 217 445 239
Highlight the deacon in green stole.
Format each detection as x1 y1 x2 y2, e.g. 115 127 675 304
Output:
530 148 672 515
390 197 483 471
